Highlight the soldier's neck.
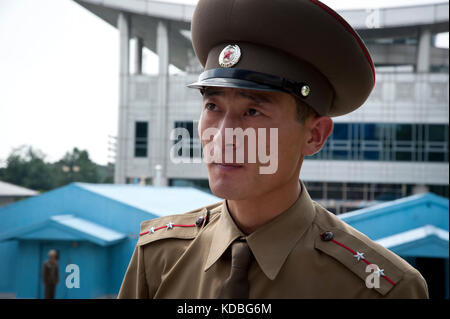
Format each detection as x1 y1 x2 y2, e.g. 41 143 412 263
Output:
227 176 302 235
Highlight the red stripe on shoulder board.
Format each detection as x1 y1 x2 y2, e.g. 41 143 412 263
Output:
138 215 208 237
330 238 396 286
139 224 196 236
309 0 376 87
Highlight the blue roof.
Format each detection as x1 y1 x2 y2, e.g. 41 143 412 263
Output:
51 215 126 243
339 192 449 258
74 183 222 216
375 224 448 258
0 214 127 246
339 192 448 221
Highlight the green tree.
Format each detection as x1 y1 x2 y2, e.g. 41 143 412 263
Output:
0 145 53 191
52 148 100 187
0 145 114 191
97 162 115 184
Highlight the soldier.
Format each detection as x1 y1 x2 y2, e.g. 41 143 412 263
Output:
118 0 428 298
42 249 59 299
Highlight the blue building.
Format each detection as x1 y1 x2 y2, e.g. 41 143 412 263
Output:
340 192 449 299
0 183 220 298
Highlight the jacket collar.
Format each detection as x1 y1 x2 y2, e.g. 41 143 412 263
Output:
204 180 316 280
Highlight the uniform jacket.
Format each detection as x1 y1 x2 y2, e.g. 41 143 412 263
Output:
118 181 428 299
42 260 59 286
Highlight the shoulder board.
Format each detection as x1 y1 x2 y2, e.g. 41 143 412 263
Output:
137 201 223 247
314 227 405 296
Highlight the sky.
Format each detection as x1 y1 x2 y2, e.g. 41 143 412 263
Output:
0 0 448 166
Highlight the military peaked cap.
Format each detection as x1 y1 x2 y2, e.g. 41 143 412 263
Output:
188 0 376 117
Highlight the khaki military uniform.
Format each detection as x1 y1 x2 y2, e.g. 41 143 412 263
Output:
118 181 428 299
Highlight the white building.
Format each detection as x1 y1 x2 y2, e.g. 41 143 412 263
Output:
0 181 38 207
74 0 449 213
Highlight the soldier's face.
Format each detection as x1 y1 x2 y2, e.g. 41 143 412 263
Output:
198 87 311 200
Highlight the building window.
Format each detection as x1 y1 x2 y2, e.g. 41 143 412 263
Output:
394 124 415 161
126 177 152 185
329 123 351 160
308 122 448 163
327 182 344 200
134 121 148 158
425 124 448 162
173 121 202 159
302 181 448 215
361 124 383 160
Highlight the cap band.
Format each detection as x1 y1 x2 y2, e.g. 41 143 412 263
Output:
188 67 333 115
188 76 281 92
199 68 307 97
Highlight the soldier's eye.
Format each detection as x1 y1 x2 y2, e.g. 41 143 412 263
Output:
205 103 217 111
245 108 261 116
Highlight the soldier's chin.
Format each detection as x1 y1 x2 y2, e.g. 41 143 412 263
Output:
208 177 250 200
211 187 249 200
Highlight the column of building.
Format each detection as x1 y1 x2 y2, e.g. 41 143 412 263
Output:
115 11 171 185
155 20 170 186
115 12 130 184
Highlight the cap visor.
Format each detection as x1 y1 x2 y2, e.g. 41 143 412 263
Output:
187 77 285 93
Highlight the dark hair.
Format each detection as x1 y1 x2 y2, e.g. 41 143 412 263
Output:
293 95 320 124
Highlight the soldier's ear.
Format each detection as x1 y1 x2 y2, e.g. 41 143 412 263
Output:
302 116 333 156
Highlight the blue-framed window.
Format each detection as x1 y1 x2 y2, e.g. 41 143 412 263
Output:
306 123 448 163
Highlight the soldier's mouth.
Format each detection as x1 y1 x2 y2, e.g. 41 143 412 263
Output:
212 163 245 171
